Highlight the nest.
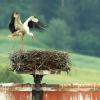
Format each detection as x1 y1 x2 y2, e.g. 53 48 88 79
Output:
10 50 71 74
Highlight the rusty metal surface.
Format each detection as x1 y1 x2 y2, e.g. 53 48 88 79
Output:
43 91 100 100
42 84 100 91
0 83 32 100
43 84 100 100
0 84 100 100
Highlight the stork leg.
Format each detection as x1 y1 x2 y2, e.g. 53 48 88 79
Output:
20 35 24 50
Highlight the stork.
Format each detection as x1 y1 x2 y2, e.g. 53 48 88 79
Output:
9 12 44 49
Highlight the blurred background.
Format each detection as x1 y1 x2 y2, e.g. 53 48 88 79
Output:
0 0 100 84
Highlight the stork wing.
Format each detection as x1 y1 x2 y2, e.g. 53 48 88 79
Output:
29 20 47 31
28 20 41 29
9 12 23 33
14 16 23 31
9 14 18 33
23 16 46 30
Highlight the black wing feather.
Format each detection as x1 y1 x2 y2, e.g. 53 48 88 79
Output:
28 20 43 30
9 13 18 33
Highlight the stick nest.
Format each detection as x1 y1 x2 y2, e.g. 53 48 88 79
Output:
10 50 71 74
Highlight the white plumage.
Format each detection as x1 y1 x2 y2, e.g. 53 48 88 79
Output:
9 12 44 48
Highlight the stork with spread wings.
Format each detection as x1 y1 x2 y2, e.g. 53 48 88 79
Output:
9 12 45 49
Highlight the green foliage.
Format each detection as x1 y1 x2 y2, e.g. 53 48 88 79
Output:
42 19 73 50
0 29 100 83
73 30 100 56
0 68 23 83
0 0 100 56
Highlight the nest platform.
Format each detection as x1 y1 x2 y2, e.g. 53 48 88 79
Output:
10 50 71 75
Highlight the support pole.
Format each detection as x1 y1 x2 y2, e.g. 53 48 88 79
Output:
32 75 43 100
